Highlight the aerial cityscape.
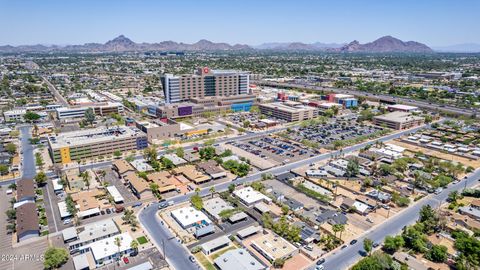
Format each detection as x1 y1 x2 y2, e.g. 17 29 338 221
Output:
1 1 480 270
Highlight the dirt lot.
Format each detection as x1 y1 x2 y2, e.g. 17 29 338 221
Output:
391 140 480 169
264 179 321 209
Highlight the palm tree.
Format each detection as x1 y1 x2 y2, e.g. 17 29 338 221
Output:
130 240 139 255
195 187 200 194
209 186 215 198
81 171 90 190
114 237 122 265
338 224 346 240
332 224 341 238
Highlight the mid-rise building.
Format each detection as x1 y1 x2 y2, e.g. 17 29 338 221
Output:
259 102 318 122
373 111 425 130
47 126 147 164
55 102 124 119
154 94 256 119
161 67 249 103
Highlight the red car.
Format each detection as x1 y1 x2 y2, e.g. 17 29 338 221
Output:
123 257 130 264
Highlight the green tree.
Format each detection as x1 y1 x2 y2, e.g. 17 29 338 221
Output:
175 147 185 158
383 235 404 253
143 146 158 163
43 247 69 269
199 146 216 160
113 150 122 158
351 251 393 270
209 186 215 198
426 244 448 263
5 143 17 155
65 194 77 215
363 238 373 255
84 108 96 126
190 194 203 210
81 171 91 190
160 157 175 169
346 158 360 178
0 164 9 175
114 237 122 264
34 171 47 186
130 240 139 254
228 184 235 193
24 111 41 123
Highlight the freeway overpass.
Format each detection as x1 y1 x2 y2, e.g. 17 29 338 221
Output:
255 80 479 118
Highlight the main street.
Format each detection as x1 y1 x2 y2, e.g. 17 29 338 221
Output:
138 124 428 270
256 80 478 118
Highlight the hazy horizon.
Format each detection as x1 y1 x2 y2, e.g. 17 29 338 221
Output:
1 0 479 47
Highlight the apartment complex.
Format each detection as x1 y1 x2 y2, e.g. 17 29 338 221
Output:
373 111 425 130
259 102 318 122
47 126 148 164
161 67 249 103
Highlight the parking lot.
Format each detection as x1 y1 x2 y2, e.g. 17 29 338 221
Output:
98 247 168 270
226 135 317 165
289 119 383 147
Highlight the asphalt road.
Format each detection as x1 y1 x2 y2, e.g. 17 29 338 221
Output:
19 126 36 179
138 125 428 270
68 125 292 174
317 168 480 270
256 80 478 118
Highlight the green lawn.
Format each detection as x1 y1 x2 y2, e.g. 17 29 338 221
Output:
194 253 216 270
137 236 148 245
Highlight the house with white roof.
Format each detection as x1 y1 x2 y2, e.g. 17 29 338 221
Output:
233 187 272 206
82 232 133 266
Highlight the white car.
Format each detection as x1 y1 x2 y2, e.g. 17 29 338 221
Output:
63 218 71 225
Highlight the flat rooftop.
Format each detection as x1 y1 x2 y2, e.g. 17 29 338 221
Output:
250 232 297 262
48 126 144 148
260 102 314 113
374 111 424 123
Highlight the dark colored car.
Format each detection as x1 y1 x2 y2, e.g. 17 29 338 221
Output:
350 239 357 245
373 243 379 248
316 258 325 265
189 256 196 263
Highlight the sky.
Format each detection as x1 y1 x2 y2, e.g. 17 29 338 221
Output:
0 0 479 46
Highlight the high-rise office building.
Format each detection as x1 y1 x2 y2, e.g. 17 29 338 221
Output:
161 67 249 103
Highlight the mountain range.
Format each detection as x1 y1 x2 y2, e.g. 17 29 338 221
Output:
0 35 449 53
432 43 480 53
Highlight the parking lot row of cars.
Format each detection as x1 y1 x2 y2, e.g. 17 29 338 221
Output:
291 120 383 146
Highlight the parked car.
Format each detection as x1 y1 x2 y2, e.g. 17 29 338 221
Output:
123 257 129 264
132 202 143 208
316 258 325 265
373 242 379 248
189 256 196 263
63 218 71 225
158 202 168 209
350 239 357 245
106 208 112 214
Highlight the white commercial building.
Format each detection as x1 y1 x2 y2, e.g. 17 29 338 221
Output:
83 232 133 266
3 109 26 122
233 187 272 206
170 206 212 229
106 186 124 203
